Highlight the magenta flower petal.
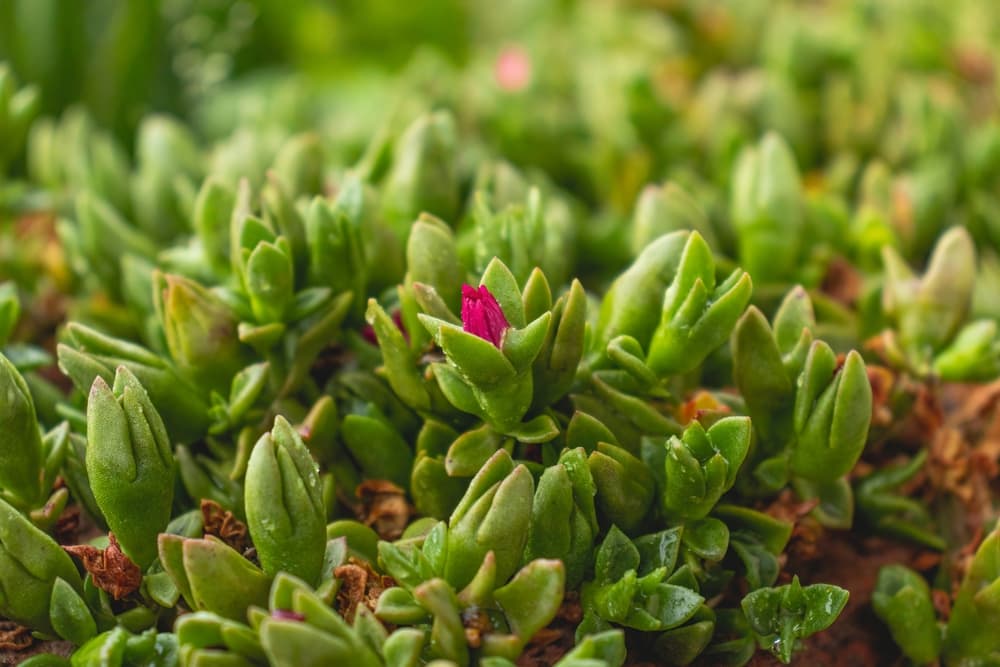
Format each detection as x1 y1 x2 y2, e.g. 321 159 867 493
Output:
361 323 378 345
461 284 510 347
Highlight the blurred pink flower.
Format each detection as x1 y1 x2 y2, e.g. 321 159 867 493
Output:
495 46 531 92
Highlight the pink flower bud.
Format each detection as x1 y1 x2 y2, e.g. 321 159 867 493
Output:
461 284 510 347
495 46 531 92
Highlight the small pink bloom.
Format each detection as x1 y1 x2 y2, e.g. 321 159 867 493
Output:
495 46 531 92
461 284 510 347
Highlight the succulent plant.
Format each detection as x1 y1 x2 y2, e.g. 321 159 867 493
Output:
1 2 1000 665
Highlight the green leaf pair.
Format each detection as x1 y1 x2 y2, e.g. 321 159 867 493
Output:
0 352 45 506
782 524 1000 666
944 524 1000 664
741 576 848 664
68 627 177 667
153 271 249 395
380 111 459 232
733 287 872 490
470 186 575 288
307 193 368 315
0 497 86 636
581 526 705 634
882 227 999 381
524 447 599 587
86 366 175 569
730 132 804 286
645 232 752 377
158 533 270 622
374 522 566 663
660 417 752 521
245 416 327 585
631 181 717 257
411 558 566 663
443 450 534 589
872 565 941 664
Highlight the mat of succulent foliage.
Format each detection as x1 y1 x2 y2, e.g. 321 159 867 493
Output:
2 1 1000 666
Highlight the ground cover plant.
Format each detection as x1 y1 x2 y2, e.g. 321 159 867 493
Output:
2 0 1000 665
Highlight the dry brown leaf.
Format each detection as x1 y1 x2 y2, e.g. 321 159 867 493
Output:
866 365 898 431
201 499 253 556
0 622 32 651
462 607 493 649
63 533 142 600
356 480 410 541
53 505 81 546
821 255 863 308
333 557 395 624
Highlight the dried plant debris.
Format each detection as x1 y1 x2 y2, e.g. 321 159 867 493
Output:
63 534 142 601
356 480 411 541
333 558 395 623
0 622 33 652
200 499 253 555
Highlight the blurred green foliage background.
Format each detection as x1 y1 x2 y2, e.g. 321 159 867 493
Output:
5 0 1000 284
4 0 999 185
0 0 492 141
